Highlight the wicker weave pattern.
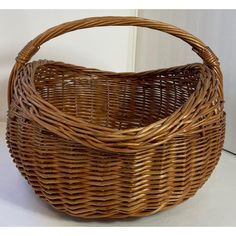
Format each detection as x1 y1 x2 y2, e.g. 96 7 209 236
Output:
6 17 225 218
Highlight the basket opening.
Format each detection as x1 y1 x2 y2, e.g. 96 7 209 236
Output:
34 63 201 130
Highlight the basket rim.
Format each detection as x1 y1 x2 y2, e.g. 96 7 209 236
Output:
11 60 217 152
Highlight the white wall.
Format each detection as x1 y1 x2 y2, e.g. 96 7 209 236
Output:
136 10 236 154
0 9 137 121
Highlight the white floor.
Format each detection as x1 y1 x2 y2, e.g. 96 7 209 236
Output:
0 121 235 227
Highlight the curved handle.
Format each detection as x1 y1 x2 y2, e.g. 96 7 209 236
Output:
8 16 223 106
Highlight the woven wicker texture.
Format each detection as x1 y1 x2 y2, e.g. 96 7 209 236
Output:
6 16 225 218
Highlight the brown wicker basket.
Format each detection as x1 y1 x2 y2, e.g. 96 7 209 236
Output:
6 16 225 219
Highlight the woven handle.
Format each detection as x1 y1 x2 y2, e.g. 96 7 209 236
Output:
8 16 223 106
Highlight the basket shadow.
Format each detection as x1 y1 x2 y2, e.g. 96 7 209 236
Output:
0 174 59 219
54 209 153 224
0 136 61 219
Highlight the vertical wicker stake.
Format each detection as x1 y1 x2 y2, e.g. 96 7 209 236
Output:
6 16 225 219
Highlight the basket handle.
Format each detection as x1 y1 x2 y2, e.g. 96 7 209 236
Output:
8 16 223 106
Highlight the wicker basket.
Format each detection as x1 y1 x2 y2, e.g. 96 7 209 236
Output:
6 16 225 219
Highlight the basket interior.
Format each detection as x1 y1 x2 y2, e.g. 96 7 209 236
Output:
33 63 201 130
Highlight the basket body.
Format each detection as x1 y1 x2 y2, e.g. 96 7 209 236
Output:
7 60 225 218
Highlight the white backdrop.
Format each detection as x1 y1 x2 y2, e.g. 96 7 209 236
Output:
0 9 137 121
136 10 236 154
